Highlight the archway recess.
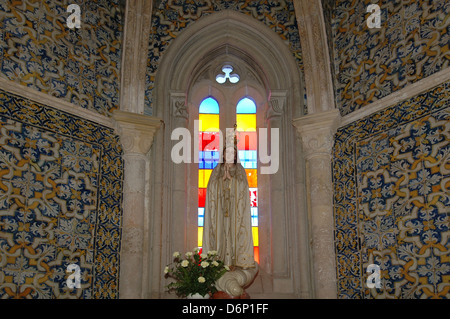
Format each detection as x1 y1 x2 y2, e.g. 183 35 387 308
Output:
147 9 311 298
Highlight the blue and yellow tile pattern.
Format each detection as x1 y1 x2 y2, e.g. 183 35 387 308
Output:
333 81 450 298
0 0 124 116
325 0 450 115
0 89 124 298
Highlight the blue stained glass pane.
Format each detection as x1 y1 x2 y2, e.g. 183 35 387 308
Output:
199 151 220 169
251 208 258 226
236 97 256 114
240 161 257 169
198 208 205 226
199 97 219 114
238 150 257 169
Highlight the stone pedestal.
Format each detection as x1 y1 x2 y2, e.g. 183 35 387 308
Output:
113 110 161 299
293 109 340 299
214 264 259 298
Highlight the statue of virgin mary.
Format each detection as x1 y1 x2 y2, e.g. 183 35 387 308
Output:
202 144 255 270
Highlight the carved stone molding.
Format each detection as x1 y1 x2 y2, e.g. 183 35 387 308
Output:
266 91 287 121
0 77 114 128
112 110 162 155
171 93 189 120
292 109 341 159
340 67 450 126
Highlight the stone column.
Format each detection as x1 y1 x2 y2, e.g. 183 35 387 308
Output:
264 91 295 292
113 110 161 299
120 0 153 114
169 93 190 251
293 0 335 114
293 109 340 298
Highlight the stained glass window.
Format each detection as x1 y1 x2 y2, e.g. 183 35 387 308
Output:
198 97 220 249
236 97 259 264
199 97 219 114
236 97 257 113
197 96 260 264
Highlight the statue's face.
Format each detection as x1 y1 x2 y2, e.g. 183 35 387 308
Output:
224 147 236 163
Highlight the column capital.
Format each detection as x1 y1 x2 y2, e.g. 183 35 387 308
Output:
266 90 287 121
170 92 188 120
293 109 341 158
113 110 162 155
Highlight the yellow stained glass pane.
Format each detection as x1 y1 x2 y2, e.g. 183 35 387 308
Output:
198 227 203 247
252 227 259 246
245 169 257 188
199 114 220 132
236 114 256 132
198 169 212 188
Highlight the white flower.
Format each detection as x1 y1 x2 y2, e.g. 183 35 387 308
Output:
207 250 217 256
198 276 206 283
185 252 193 257
201 261 209 268
200 253 208 259
164 266 169 274
193 247 200 253
173 251 180 258
224 265 230 271
181 260 189 267
212 261 219 267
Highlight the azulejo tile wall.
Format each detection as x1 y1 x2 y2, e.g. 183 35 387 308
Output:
333 81 450 298
0 0 124 116
328 0 449 116
145 0 304 115
0 89 124 298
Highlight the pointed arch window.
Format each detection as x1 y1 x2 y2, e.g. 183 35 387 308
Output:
236 97 259 264
197 96 259 264
198 97 220 248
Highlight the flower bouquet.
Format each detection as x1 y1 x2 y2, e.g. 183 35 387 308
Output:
164 248 229 298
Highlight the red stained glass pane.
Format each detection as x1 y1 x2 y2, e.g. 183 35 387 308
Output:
199 132 220 151
198 188 206 207
249 188 257 207
253 246 260 264
236 131 257 150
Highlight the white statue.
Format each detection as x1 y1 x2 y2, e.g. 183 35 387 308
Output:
202 138 258 297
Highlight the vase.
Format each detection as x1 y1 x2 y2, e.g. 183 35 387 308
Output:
186 293 210 299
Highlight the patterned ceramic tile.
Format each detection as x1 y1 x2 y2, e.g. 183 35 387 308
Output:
333 81 450 298
0 0 124 116
326 0 449 116
145 0 304 115
0 89 124 298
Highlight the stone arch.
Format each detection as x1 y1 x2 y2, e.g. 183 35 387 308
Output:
153 9 304 117
147 9 311 298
